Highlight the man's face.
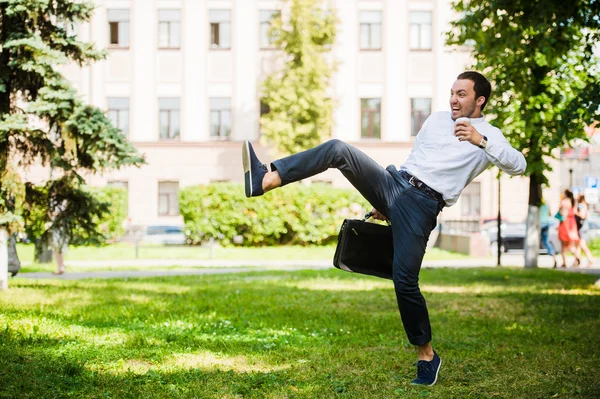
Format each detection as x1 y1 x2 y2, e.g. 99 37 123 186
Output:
449 79 483 120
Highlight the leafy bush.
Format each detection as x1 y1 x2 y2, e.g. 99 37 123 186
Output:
179 183 369 246
23 184 128 248
64 185 128 246
93 186 128 242
588 238 600 252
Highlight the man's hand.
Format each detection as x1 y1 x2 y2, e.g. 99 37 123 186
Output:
454 121 484 146
370 208 388 221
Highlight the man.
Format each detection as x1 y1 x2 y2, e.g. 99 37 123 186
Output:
242 71 526 385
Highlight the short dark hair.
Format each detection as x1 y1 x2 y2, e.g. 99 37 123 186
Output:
457 71 492 111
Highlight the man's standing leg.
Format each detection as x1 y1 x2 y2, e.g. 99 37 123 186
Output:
385 178 442 385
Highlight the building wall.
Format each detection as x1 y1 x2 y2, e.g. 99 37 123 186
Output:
46 0 548 227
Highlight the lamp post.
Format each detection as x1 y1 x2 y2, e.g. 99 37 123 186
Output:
569 167 574 189
0 227 8 290
497 172 502 267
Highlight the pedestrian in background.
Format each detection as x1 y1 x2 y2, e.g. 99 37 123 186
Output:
539 199 558 268
556 189 581 268
575 194 594 267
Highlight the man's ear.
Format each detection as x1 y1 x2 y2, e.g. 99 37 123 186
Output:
476 96 486 108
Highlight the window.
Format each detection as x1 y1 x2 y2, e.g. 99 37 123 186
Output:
461 182 481 217
107 181 128 190
108 9 129 47
360 98 381 139
359 11 381 50
158 9 180 48
209 10 231 49
260 10 280 48
158 181 179 216
411 98 431 136
410 11 432 50
159 98 180 140
107 97 129 136
210 97 231 139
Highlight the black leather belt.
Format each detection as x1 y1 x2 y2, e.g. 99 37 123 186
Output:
399 170 445 211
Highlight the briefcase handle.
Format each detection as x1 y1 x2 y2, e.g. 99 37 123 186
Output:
363 212 391 225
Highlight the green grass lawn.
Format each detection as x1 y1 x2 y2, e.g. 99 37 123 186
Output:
16 243 343 262
16 243 469 273
1 268 599 398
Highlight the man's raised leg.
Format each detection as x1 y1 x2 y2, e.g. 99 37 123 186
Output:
242 139 393 215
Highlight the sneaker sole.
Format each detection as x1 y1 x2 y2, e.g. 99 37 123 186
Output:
429 358 442 386
242 140 252 197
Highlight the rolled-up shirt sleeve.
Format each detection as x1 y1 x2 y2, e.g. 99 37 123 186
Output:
484 129 527 176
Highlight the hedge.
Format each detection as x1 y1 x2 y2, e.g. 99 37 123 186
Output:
588 237 600 252
95 186 128 242
179 183 370 246
71 186 128 245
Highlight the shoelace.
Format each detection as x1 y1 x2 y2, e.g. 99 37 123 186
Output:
414 361 432 377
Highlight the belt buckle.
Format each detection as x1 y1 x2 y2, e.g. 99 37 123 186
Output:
408 176 416 187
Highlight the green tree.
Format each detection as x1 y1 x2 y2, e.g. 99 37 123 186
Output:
260 0 337 156
0 0 144 266
447 0 600 267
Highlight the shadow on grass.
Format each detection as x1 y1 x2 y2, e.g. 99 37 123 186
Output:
0 336 304 398
2 268 599 398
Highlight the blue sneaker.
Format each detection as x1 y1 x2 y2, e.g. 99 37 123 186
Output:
242 140 268 197
411 351 442 386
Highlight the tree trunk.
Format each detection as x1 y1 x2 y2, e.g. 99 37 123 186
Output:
35 237 53 263
7 235 20 276
524 205 540 268
524 174 543 268
0 228 8 290
1 5 12 289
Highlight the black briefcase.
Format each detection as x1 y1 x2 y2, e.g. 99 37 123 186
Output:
333 213 394 280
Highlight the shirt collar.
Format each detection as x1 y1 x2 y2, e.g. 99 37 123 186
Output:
470 115 486 124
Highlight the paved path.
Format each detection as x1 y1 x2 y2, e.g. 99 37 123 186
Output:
14 254 600 280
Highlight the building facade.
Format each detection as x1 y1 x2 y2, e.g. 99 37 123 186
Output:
35 0 563 228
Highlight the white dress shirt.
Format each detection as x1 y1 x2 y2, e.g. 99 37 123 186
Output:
400 111 526 207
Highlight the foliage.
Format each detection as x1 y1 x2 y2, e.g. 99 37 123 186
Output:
0 0 144 242
21 182 48 252
588 237 600 252
260 0 337 156
446 0 600 203
179 183 368 246
0 162 24 232
446 0 600 267
1 268 599 398
22 182 127 248
92 186 128 242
